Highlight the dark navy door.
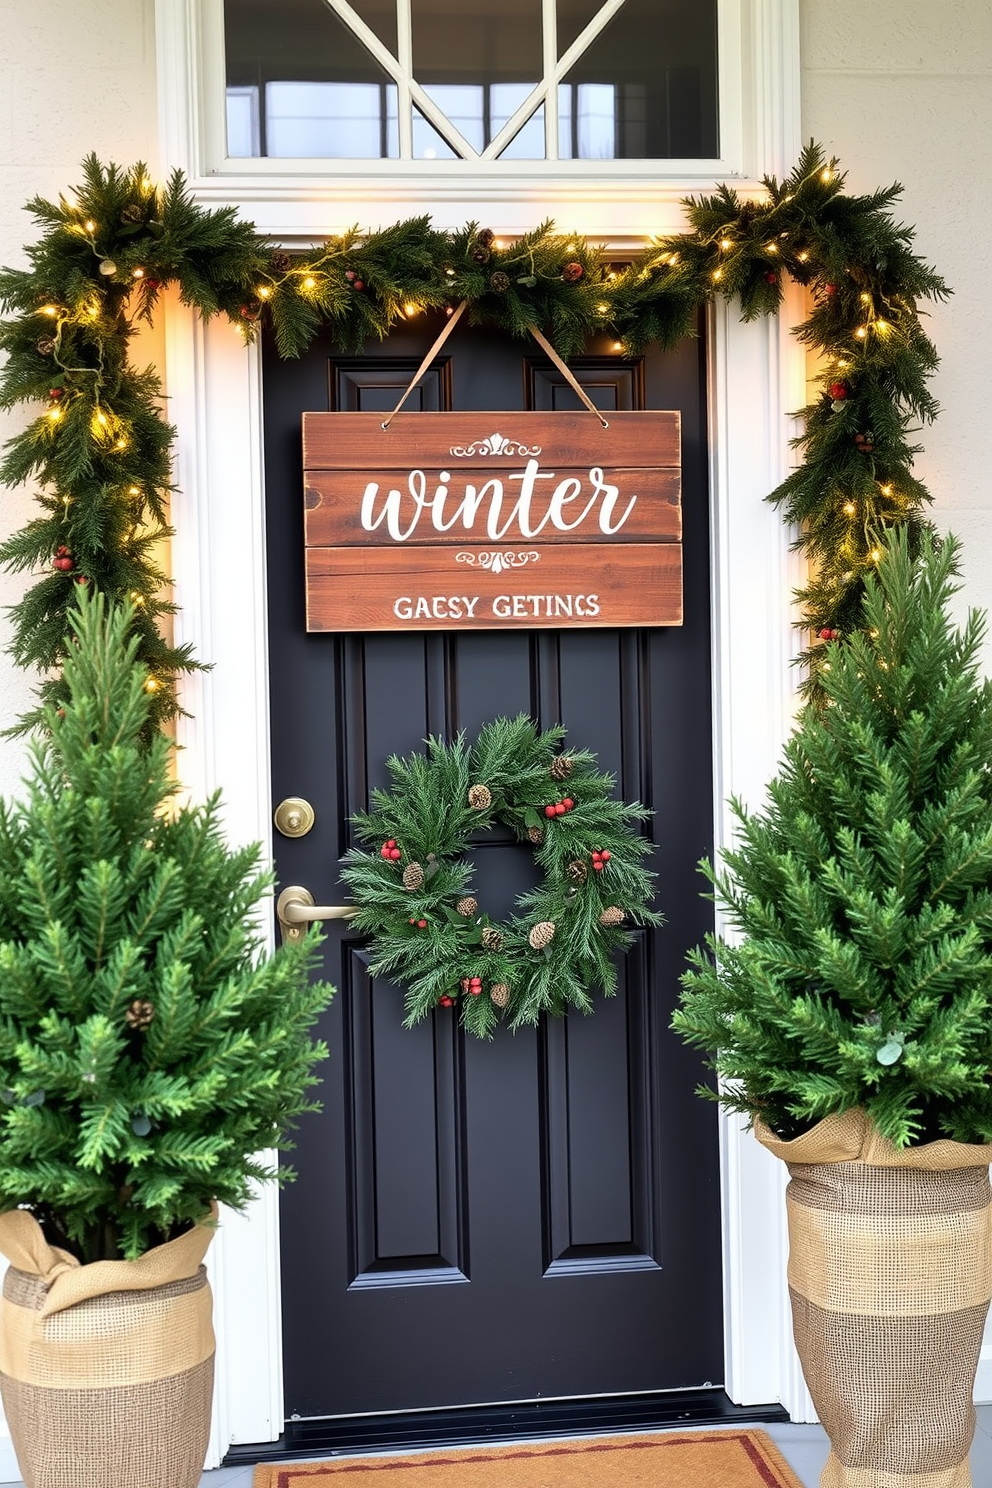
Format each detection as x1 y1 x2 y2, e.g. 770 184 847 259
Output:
263 315 722 1419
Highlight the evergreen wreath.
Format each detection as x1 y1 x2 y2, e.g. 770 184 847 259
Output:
340 715 661 1037
0 143 948 721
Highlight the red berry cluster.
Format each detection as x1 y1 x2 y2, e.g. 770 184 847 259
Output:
52 545 74 572
764 272 778 284
345 269 365 291
408 916 428 929
380 838 401 860
818 627 841 641
854 432 874 452
439 975 483 1008
828 382 847 400
591 848 611 872
543 797 574 818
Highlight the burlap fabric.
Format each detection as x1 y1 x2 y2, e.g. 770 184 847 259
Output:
757 1111 992 1488
0 1207 216 1488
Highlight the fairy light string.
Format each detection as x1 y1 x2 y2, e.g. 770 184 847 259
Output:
0 143 948 722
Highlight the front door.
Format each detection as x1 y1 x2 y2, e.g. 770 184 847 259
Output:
263 315 721 1421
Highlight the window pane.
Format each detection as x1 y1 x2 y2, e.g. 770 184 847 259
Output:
559 0 718 158
224 0 397 157
491 85 544 160
420 85 486 154
266 80 396 158
556 0 602 56
226 85 261 157
412 0 543 155
348 0 399 56
412 107 457 160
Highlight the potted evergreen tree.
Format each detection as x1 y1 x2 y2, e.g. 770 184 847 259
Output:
675 529 992 1488
0 591 331 1488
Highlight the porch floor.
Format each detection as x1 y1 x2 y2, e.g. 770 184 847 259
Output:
6 1408 991 1488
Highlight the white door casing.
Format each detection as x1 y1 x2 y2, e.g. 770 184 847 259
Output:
155 0 815 1460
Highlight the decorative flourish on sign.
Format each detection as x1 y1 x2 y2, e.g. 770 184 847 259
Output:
449 433 543 458
456 550 541 574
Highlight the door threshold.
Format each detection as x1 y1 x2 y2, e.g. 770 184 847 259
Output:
223 1389 788 1464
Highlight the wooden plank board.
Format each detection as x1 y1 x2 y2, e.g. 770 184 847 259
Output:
302 409 680 471
305 543 682 631
303 468 682 547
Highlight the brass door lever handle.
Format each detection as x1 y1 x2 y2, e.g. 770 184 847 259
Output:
276 886 358 944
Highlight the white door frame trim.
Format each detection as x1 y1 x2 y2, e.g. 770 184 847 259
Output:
155 1 812 1463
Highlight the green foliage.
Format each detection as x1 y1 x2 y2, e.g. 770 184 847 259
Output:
0 144 948 715
649 141 950 694
340 715 660 1035
0 589 331 1260
674 529 992 1148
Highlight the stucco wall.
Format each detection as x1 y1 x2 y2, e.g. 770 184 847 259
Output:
800 0 992 628
0 0 160 796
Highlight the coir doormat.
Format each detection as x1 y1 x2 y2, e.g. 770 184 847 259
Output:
253 1429 804 1488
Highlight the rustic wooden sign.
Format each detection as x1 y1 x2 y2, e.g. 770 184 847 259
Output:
302 411 682 631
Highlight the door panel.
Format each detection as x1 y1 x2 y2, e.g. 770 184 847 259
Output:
264 316 721 1420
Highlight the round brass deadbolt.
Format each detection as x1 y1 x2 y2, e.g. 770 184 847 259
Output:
274 796 316 838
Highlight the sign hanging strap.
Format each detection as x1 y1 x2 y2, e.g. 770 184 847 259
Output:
381 300 469 428
526 323 610 429
380 301 609 431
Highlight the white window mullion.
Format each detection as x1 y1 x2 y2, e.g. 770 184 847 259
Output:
544 0 558 161
395 0 414 159
482 82 547 161
554 0 626 83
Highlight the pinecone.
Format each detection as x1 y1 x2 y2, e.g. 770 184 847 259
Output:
489 271 510 294
125 999 155 1030
562 262 584 284
598 906 626 927
36 336 56 356
528 920 556 950
271 250 292 273
402 862 425 890
468 783 492 810
490 983 510 1008
120 203 144 224
476 228 495 248
550 755 574 780
567 858 588 883
481 926 503 951
471 246 491 264
527 826 544 844
456 896 478 917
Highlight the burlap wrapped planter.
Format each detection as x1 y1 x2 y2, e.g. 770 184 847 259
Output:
0 1207 216 1488
757 1111 992 1488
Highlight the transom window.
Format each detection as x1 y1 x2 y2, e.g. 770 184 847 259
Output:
224 0 719 162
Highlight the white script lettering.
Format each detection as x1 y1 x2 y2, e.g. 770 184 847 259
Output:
360 461 637 543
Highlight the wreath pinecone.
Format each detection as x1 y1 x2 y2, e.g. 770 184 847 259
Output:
340 715 661 1036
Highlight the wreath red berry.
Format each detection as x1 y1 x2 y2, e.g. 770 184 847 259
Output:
341 715 661 1036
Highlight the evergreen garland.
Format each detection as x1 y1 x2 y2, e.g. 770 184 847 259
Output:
0 587 331 1260
0 143 947 716
340 715 660 1036
674 528 992 1149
